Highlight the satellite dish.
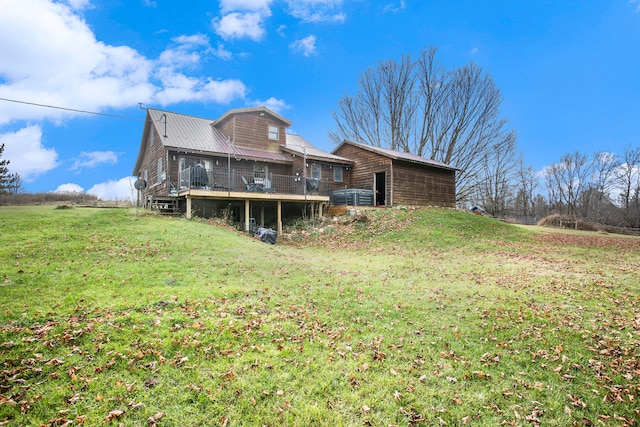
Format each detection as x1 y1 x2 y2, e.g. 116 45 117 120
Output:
134 179 147 190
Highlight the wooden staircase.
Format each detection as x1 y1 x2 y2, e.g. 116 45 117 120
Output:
146 196 179 215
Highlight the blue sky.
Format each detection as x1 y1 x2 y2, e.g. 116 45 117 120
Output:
1 0 639 200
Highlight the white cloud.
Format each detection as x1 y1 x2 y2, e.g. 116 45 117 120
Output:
0 0 246 125
72 151 118 170
213 12 269 41
87 176 137 201
66 0 92 11
248 97 290 114
1 126 58 181
471 47 479 54
213 43 234 60
219 0 272 13
154 71 246 105
383 1 406 14
285 0 346 23
290 35 317 56
158 35 210 69
54 177 138 201
54 183 84 193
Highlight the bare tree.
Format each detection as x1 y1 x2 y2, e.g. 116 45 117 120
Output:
615 145 640 227
476 131 518 217
583 151 620 220
545 152 591 216
543 163 564 214
514 158 539 218
330 55 415 150
330 47 516 204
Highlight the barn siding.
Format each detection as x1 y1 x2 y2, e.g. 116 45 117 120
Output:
333 143 456 207
392 160 456 207
332 144 392 196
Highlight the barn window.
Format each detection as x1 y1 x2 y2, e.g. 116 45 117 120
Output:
333 166 343 182
268 125 279 141
157 158 163 184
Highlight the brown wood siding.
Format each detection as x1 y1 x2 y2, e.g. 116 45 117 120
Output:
215 112 286 153
139 127 168 197
333 144 392 194
167 150 180 190
333 143 456 207
392 160 456 207
290 154 351 192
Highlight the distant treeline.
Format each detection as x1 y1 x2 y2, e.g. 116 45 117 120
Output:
0 192 113 206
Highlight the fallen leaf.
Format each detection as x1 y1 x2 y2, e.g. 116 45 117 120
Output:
104 409 125 421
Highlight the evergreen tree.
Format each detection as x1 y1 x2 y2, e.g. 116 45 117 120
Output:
0 143 11 194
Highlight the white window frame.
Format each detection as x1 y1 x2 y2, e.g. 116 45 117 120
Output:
268 125 279 141
253 164 268 180
157 158 163 184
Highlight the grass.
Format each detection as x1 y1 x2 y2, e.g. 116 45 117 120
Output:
0 206 638 426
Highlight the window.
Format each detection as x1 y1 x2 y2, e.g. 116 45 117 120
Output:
311 163 321 180
149 126 154 146
268 125 279 141
179 157 211 172
157 158 163 184
180 157 212 188
254 164 268 180
333 166 343 182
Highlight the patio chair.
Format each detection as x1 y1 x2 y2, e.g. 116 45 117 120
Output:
263 176 275 193
242 176 259 192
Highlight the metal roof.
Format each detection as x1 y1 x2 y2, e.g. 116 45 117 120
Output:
332 139 461 171
284 134 353 164
142 109 292 164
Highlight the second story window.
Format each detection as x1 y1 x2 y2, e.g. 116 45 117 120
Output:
268 125 279 141
311 163 321 180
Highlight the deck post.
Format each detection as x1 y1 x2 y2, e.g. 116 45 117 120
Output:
244 199 250 232
277 201 282 237
186 196 192 219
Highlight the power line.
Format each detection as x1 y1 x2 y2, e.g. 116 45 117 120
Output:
0 97 145 121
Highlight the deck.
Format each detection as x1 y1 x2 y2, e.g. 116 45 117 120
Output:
176 166 330 234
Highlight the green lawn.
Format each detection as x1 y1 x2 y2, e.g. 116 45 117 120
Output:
0 206 638 426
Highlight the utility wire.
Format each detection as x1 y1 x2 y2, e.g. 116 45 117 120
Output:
0 97 145 121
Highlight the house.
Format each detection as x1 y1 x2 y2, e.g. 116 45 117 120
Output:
132 107 458 235
132 107 353 235
331 140 459 208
